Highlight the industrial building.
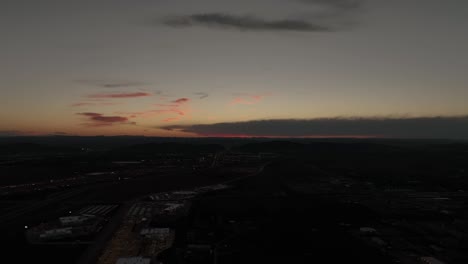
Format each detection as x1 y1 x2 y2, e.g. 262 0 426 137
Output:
59 215 95 226
140 228 171 239
39 227 73 240
77 204 119 216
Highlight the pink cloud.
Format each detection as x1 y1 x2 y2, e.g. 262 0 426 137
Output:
100 102 124 106
155 104 179 108
71 102 123 107
163 117 181 122
121 108 186 119
84 96 191 125
169 109 185 116
72 102 95 107
87 92 151 99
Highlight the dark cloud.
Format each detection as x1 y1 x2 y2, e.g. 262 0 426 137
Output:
162 0 363 32
163 13 331 32
161 116 468 139
101 82 146 88
78 112 128 122
87 92 152 99
77 112 134 126
172 98 190 104
298 0 361 10
75 80 147 88
195 92 209 99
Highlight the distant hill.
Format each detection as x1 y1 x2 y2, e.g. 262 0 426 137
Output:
1 137 465 156
0 143 80 155
418 142 468 153
231 140 405 154
0 136 254 150
106 142 225 159
304 142 401 153
232 141 305 153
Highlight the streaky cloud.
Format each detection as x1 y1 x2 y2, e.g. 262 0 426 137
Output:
162 0 364 32
87 92 151 99
298 0 362 10
163 117 181 123
71 102 124 107
163 13 331 32
77 112 134 127
195 92 209 99
172 98 190 104
71 102 95 107
75 80 147 88
161 116 468 139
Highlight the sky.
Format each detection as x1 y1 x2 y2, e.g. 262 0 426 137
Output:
1 0 468 138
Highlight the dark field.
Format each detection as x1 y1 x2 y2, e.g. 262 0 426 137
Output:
1 138 468 263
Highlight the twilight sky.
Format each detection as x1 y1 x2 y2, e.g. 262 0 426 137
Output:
1 0 468 138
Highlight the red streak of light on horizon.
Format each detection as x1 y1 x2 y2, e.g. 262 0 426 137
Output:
199 134 381 139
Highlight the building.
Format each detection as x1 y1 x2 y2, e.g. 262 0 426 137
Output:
359 227 377 234
140 228 170 239
39 227 73 240
59 215 95 226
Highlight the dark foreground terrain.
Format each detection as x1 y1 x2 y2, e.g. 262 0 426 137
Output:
1 137 468 263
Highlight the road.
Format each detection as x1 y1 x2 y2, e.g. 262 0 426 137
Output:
76 201 132 264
